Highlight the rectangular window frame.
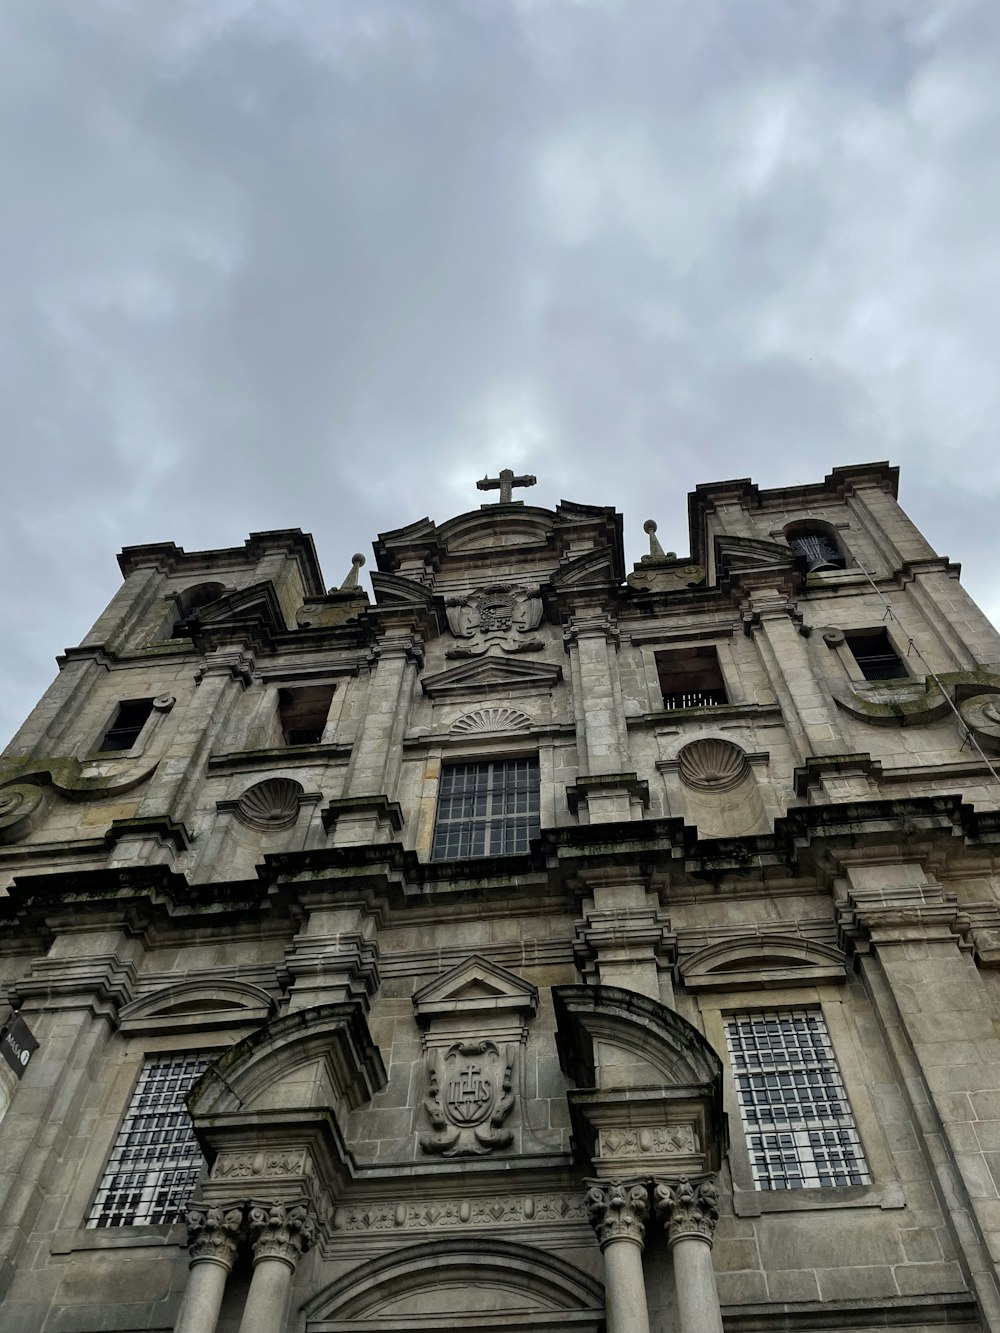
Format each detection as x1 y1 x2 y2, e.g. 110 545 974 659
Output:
699 989 901 1216
431 756 541 861
86 1052 208 1230
95 697 157 756
724 1008 871 1192
654 644 730 712
844 627 909 683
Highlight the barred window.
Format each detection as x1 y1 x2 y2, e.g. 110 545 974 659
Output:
87 1053 208 1228
432 758 540 860
725 1010 871 1191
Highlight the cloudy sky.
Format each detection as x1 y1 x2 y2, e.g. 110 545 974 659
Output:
3 0 999 745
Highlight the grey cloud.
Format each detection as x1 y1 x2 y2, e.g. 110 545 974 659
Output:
3 0 1000 742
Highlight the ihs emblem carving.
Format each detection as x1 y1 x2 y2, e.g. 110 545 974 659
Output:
420 1040 516 1157
444 583 544 657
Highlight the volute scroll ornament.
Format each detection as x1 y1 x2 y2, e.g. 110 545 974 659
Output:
186 1202 244 1269
420 1039 516 1157
0 783 47 843
584 1179 649 1249
653 1175 720 1246
247 1199 318 1268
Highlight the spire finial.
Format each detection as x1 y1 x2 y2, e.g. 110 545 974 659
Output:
643 519 665 560
338 552 366 591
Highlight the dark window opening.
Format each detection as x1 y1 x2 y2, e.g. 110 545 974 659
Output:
169 582 226 639
99 698 155 752
278 684 335 746
432 758 540 860
845 628 907 681
785 522 846 573
656 646 728 711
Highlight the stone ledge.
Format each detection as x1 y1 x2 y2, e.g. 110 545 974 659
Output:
732 1179 904 1217
49 1223 186 1255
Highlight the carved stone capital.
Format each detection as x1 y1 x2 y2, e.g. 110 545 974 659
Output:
584 1179 648 1250
654 1175 720 1247
247 1199 318 1269
186 1202 244 1271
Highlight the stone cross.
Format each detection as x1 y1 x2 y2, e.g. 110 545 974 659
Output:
477 468 537 505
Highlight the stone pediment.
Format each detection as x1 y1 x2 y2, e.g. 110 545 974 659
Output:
714 535 795 579
550 546 619 589
421 654 562 699
679 934 847 991
412 955 539 1027
193 581 286 636
369 571 437 607
119 978 277 1034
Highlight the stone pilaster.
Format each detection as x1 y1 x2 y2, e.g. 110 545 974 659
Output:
838 863 1000 1325
283 894 385 1013
585 1180 651 1333
574 866 674 1003
563 613 631 779
654 1176 723 1333
743 586 844 763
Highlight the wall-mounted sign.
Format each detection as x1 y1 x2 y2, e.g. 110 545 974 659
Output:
0 1014 38 1079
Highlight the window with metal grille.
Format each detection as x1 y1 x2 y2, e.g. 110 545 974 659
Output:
98 698 155 753
87 1053 208 1228
725 1010 871 1191
845 628 907 682
655 645 728 711
432 758 540 860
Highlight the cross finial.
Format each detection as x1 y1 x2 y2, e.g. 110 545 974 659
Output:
477 467 537 505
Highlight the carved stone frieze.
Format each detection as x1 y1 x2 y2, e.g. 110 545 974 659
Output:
333 1192 587 1232
584 1179 649 1249
213 1150 307 1180
599 1126 698 1158
445 583 544 657
186 1202 244 1270
247 1200 319 1268
420 1040 515 1157
653 1175 720 1246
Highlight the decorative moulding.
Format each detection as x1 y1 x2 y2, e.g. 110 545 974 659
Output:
421 655 563 700
450 706 533 735
119 979 277 1034
412 954 539 1030
233 777 305 831
679 934 848 991
677 738 750 793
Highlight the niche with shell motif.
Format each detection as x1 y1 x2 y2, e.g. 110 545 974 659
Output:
671 737 767 838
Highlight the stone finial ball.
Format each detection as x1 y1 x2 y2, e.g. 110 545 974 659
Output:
352 553 366 566
643 519 657 534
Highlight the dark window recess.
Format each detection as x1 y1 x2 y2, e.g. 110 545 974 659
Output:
169 582 226 639
99 698 154 752
432 758 540 860
788 532 845 572
845 629 907 681
278 684 335 746
656 646 728 711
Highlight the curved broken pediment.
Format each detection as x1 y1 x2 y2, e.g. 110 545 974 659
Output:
553 984 722 1090
680 935 847 991
831 669 1000 727
304 1237 604 1330
188 1002 386 1118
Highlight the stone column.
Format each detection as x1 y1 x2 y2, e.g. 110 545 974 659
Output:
654 1176 723 1333
237 1201 317 1333
175 1204 243 1333
585 1180 651 1333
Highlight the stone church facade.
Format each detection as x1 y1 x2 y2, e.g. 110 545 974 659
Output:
3 461 1000 1332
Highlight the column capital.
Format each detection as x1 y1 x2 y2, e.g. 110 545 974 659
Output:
563 613 620 649
247 1199 318 1270
584 1178 649 1250
186 1202 244 1272
653 1175 720 1247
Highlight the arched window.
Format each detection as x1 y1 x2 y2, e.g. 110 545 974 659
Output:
168 582 226 639
784 521 846 572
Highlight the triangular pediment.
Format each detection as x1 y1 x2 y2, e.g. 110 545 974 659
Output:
421 654 562 699
412 955 539 1025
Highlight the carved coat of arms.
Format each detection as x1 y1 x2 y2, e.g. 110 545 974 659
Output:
420 1040 515 1157
444 584 543 657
